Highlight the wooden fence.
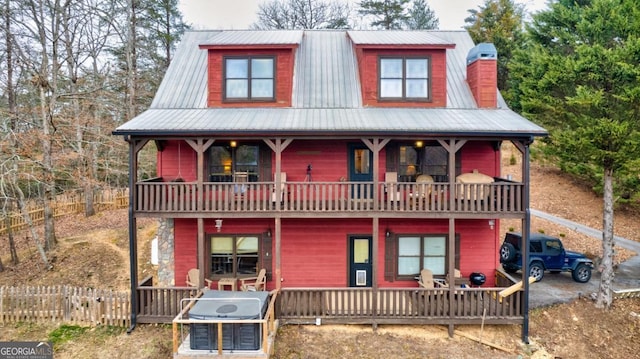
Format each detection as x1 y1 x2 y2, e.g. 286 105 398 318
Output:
0 285 131 327
0 189 129 236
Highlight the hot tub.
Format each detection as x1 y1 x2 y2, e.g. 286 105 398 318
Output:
189 290 269 351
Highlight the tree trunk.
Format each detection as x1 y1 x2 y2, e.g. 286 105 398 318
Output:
5 202 20 265
596 166 615 309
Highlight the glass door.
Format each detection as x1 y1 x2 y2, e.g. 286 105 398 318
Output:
348 236 372 287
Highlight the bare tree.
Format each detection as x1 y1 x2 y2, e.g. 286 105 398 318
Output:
253 0 351 30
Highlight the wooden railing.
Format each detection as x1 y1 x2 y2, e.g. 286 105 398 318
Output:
171 289 279 356
134 180 524 215
277 287 524 325
136 276 198 323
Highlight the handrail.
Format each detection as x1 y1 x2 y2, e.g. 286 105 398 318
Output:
134 180 524 214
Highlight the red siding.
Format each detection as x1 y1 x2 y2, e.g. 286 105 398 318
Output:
173 217 500 288
276 140 387 182
206 49 295 107
466 59 497 108
356 49 447 108
173 218 273 288
157 140 198 181
460 142 498 177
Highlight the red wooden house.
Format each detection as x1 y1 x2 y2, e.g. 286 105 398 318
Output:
114 29 546 348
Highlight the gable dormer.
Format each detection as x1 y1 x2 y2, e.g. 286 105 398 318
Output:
347 31 455 108
199 31 302 108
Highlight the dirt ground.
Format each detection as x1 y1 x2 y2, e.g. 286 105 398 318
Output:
1 143 639 358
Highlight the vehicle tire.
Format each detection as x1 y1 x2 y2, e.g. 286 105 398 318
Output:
502 264 518 274
572 263 592 283
529 262 544 282
500 243 516 262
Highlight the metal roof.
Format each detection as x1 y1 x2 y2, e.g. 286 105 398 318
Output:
116 30 547 138
114 108 546 137
292 31 361 108
202 30 303 46
347 30 454 46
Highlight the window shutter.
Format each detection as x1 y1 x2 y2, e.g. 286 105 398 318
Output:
259 146 272 181
455 234 461 270
261 233 273 281
384 234 396 282
386 144 398 172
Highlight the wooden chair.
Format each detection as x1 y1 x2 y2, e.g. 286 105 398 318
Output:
233 171 248 199
385 172 401 201
186 268 212 288
417 268 446 289
239 268 267 291
271 172 287 203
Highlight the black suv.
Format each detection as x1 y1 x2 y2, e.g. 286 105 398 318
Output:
499 232 593 283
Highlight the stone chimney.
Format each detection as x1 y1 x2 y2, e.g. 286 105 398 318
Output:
466 43 498 108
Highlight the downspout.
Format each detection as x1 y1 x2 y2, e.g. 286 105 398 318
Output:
521 138 532 343
126 136 138 333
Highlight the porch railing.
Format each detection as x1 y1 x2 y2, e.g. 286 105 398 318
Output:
134 180 523 215
136 276 199 323
277 287 524 325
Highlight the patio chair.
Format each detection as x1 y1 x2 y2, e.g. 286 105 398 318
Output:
186 268 212 288
385 172 401 201
271 172 287 203
239 268 267 291
234 171 248 199
417 268 447 289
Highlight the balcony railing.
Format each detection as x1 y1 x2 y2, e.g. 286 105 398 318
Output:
134 180 523 216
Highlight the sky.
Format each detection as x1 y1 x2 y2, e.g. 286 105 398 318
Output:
178 0 548 31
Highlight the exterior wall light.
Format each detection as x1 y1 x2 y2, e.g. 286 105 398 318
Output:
488 219 495 230
215 219 223 232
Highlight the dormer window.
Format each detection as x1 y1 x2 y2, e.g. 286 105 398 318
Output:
379 56 430 101
224 56 275 101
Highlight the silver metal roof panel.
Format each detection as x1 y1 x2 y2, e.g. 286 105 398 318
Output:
292 31 361 108
114 108 547 137
347 30 453 46
203 30 303 45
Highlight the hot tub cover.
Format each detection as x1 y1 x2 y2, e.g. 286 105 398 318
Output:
189 290 269 320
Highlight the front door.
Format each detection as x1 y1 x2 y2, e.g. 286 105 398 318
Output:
348 236 372 287
348 144 373 199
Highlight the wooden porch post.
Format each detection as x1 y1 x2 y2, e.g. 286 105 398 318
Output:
513 138 533 343
264 138 292 290
186 138 215 288
362 138 388 331
127 137 148 331
439 138 466 338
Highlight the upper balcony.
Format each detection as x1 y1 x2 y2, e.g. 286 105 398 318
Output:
133 177 523 219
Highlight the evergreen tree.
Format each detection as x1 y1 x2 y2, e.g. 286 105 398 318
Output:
509 0 640 309
405 0 439 30
358 0 410 29
464 0 525 92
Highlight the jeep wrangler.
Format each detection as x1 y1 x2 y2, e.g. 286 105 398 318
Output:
499 232 593 282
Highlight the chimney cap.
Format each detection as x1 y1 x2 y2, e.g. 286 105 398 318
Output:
466 43 497 65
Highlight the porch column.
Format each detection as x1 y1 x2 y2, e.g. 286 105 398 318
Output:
513 138 533 343
264 138 293 290
127 137 148 331
186 138 215 288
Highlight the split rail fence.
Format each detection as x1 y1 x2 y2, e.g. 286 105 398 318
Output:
0 189 129 236
0 285 131 327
